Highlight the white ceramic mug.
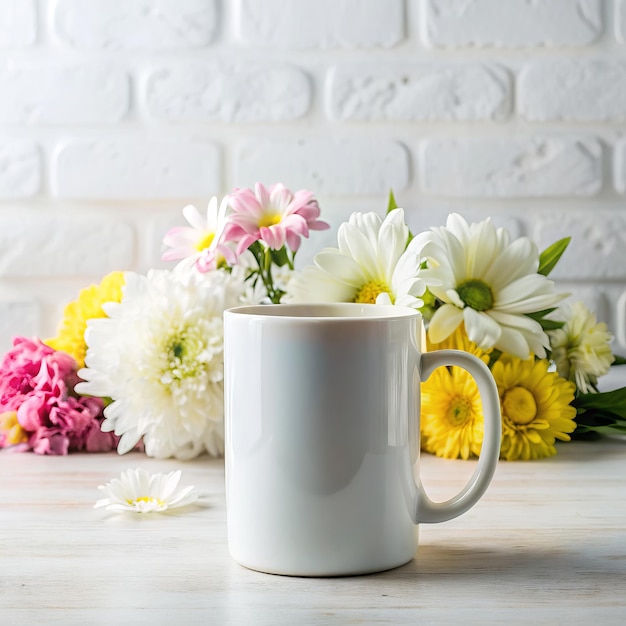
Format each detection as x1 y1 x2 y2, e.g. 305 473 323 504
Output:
224 303 501 577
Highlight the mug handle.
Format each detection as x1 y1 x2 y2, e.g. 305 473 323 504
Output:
414 349 501 524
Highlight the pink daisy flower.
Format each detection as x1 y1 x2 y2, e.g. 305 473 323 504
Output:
162 196 235 272
225 183 329 254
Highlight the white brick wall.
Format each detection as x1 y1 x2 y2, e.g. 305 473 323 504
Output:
52 0 219 50
234 0 405 49
0 0 625 356
519 61 626 121
420 137 602 197
0 141 40 197
236 139 409 194
144 63 311 122
52 139 221 198
327 63 511 122
423 0 602 48
0 64 129 125
0 214 135 276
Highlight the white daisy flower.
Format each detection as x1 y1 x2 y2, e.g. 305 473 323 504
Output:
286 209 426 308
94 468 198 514
76 266 245 460
548 301 615 393
415 213 565 359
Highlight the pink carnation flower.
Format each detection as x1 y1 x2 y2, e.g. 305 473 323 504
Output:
225 183 329 255
0 337 116 455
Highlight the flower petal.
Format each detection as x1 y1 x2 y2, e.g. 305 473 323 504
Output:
493 325 532 359
314 251 366 287
463 308 502 350
428 304 464 343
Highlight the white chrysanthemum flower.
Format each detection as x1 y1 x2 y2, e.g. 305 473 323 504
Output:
286 209 426 308
414 213 565 359
94 468 198 514
76 266 245 460
548 301 615 393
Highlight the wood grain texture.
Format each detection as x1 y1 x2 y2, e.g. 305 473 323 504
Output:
0 440 625 624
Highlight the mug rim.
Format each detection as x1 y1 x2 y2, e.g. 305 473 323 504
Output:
224 302 422 321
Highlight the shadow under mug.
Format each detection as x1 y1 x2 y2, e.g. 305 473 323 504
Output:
224 303 501 577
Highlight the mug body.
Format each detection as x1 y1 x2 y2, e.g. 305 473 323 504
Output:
224 303 422 576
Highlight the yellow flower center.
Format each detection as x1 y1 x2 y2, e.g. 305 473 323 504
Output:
128 497 165 506
354 280 393 304
503 386 537 425
0 411 28 445
194 231 215 252
258 213 282 228
445 395 473 426
456 279 494 312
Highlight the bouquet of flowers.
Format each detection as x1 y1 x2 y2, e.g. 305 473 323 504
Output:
1 184 624 461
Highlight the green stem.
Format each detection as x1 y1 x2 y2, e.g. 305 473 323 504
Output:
247 241 287 304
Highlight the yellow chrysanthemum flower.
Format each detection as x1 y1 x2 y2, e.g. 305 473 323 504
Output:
421 325 491 459
46 272 125 368
493 357 577 461
421 365 485 460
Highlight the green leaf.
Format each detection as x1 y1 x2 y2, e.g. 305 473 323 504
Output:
525 308 557 321
612 354 626 366
570 428 604 440
573 403 626 436
573 386 626 418
270 246 290 267
538 237 571 276
538 319 564 331
525 308 564 331
386 189 399 214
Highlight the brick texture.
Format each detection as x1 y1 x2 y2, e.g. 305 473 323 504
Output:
0 64 128 125
52 139 221 199
613 139 626 193
533 213 626 280
145 63 311 122
423 0 602 48
52 0 218 50
0 141 40 198
519 60 626 121
234 0 404 48
0 215 135 277
327 63 511 122
236 139 410 194
419 137 602 197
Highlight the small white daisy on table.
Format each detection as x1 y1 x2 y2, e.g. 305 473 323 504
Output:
94 468 198 514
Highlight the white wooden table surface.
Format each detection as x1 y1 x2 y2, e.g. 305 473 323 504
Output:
1 440 625 625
